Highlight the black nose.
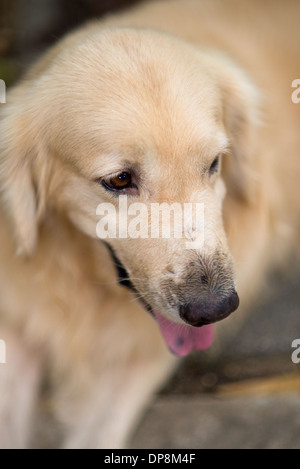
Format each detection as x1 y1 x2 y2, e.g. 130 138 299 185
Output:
179 290 239 327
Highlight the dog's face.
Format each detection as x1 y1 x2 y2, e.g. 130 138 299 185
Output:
0 29 259 355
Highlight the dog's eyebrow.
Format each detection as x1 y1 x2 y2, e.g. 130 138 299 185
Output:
199 133 230 160
215 133 230 154
90 159 141 181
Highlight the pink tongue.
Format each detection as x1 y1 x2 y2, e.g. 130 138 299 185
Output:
153 310 214 357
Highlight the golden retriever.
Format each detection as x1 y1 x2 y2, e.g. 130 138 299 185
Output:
0 0 299 449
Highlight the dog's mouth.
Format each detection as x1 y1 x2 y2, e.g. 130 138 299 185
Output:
105 244 214 357
152 309 214 357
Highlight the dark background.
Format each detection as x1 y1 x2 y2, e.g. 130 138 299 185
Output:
0 0 142 84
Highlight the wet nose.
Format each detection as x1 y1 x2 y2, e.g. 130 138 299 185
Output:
179 290 240 327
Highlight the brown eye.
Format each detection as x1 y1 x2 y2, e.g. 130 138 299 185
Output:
209 155 221 175
110 172 132 189
102 171 136 192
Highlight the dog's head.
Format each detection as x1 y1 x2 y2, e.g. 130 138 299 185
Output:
0 29 260 356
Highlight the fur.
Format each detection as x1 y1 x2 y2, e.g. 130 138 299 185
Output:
0 0 299 448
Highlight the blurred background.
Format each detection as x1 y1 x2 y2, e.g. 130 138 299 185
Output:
0 0 141 85
1 0 300 449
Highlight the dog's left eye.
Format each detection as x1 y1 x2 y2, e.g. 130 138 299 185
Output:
101 171 137 193
209 156 221 175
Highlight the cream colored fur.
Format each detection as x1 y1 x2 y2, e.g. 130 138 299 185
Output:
0 0 299 448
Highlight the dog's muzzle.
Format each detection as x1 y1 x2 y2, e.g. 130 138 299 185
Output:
179 290 240 326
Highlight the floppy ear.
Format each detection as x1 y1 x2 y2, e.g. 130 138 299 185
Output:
0 103 48 256
218 58 262 203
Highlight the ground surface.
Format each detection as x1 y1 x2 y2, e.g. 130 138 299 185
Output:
132 273 300 449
